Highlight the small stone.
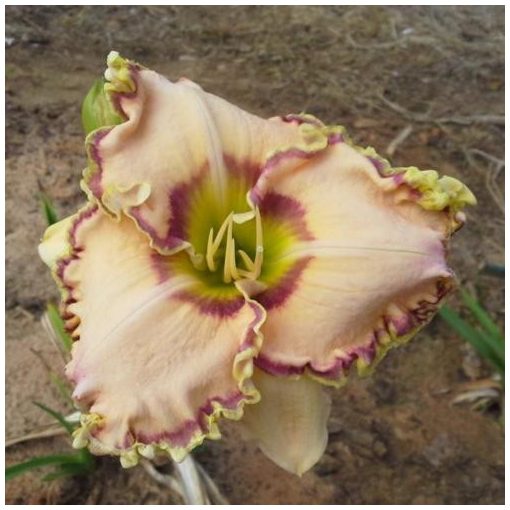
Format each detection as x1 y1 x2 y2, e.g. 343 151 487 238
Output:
461 343 483 380
347 429 375 447
329 441 354 459
373 440 388 458
315 453 338 476
372 378 397 405
422 433 457 468
327 417 343 434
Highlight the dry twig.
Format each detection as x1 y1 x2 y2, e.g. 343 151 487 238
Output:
196 462 230 505
379 94 504 126
141 460 185 501
385 124 413 156
142 456 229 505
463 147 505 215
6 426 67 448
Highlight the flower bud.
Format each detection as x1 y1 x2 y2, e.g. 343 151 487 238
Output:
81 78 122 135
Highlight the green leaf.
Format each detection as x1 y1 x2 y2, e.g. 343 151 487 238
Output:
48 373 74 407
6 454 82 481
439 305 504 376
6 448 94 482
46 303 73 354
39 193 59 227
460 289 504 344
33 401 74 435
42 461 92 481
77 447 95 469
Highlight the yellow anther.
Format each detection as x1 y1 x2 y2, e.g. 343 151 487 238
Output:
233 210 256 224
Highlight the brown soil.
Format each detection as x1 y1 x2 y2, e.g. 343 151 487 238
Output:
5 5 504 505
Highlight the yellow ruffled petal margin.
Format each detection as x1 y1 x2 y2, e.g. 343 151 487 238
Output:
72 299 265 469
38 52 476 475
80 52 347 260
263 280 455 391
252 118 475 390
39 205 267 468
344 280 454 383
344 136 476 224
332 132 474 382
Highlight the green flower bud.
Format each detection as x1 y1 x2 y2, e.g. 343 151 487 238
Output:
81 78 123 135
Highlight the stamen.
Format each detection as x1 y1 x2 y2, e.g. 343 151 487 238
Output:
223 217 235 283
238 250 255 272
203 208 264 283
206 228 216 271
237 268 254 278
233 210 256 224
252 207 264 280
206 213 233 273
212 213 233 254
229 238 240 281
253 247 263 280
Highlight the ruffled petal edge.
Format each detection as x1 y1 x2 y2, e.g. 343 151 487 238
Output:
252 116 476 231
251 119 474 387
73 297 265 467
341 131 476 231
255 276 455 388
39 204 268 467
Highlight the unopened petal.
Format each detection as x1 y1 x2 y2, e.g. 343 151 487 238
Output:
241 369 331 476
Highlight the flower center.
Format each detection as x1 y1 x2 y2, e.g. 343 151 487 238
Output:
204 208 264 283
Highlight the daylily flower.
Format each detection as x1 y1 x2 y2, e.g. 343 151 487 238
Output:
39 52 475 475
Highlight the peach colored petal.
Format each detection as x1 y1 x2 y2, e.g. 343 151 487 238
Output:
253 141 470 385
241 369 331 476
39 205 265 466
83 53 336 255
